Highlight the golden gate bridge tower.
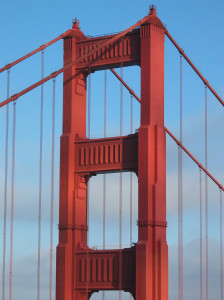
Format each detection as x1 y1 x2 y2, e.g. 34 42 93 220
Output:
56 6 168 300
1 4 224 300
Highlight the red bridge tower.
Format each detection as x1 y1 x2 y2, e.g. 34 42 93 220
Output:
56 6 168 300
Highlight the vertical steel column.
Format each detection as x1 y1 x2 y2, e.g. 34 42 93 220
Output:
137 7 168 300
56 20 87 300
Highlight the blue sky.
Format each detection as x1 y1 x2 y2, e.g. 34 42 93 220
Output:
0 0 224 299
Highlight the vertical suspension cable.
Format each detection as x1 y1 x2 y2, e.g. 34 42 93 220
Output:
9 100 16 300
220 190 223 300
87 71 91 245
2 68 10 300
85 70 91 299
130 94 133 248
178 53 183 300
119 65 123 248
49 78 56 300
119 63 123 300
130 94 133 300
102 70 107 300
205 85 208 300
37 50 44 300
200 168 203 300
88 71 91 139
103 70 107 249
220 189 223 300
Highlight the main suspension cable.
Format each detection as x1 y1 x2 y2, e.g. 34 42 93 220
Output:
49 78 56 300
0 30 71 74
2 68 10 300
110 69 141 103
37 50 44 300
165 31 224 108
9 100 17 300
0 14 150 109
165 127 224 191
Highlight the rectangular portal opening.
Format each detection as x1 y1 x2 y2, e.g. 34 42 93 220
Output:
88 172 138 250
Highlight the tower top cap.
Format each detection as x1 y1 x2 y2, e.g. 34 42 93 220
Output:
149 4 157 15
72 18 80 29
70 18 85 39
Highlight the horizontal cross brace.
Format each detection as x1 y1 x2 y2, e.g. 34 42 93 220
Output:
75 247 136 292
0 15 150 108
74 134 138 174
76 30 140 71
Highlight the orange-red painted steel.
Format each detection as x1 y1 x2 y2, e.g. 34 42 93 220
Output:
0 7 223 300
0 15 149 109
165 30 224 107
75 248 136 291
0 30 71 74
1 16 223 114
110 69 141 103
56 7 168 300
136 8 168 299
165 126 224 191
74 135 138 174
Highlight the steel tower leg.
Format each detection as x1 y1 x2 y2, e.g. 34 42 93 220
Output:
56 22 88 300
136 9 168 300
